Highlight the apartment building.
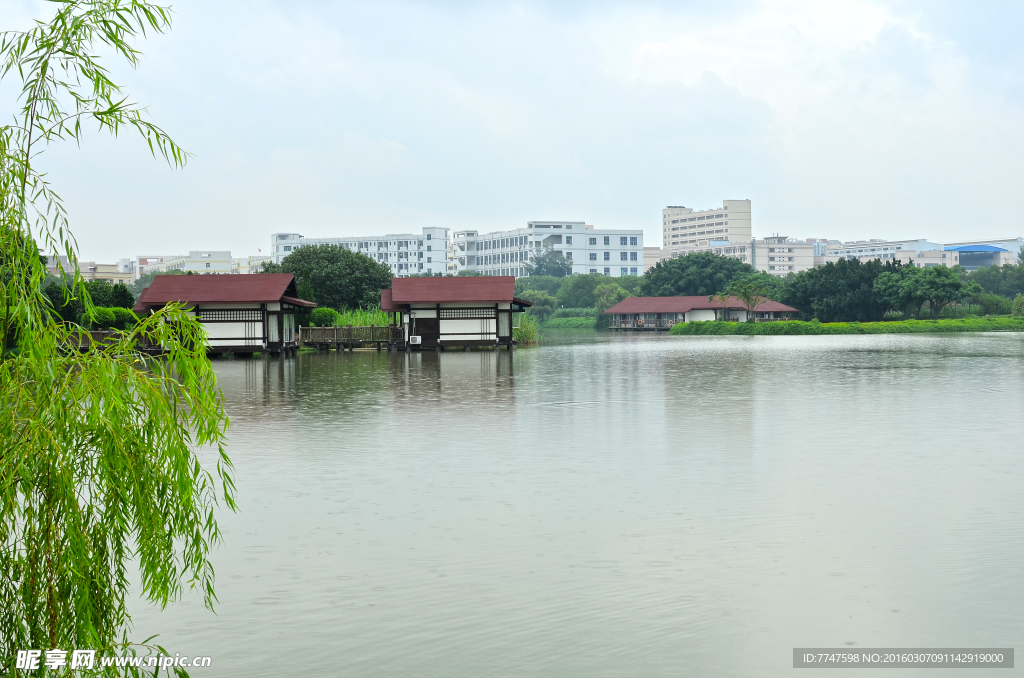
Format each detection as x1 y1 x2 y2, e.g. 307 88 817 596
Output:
139 251 233 276
451 222 644 277
271 229 452 276
752 236 817 276
663 199 752 256
46 255 134 285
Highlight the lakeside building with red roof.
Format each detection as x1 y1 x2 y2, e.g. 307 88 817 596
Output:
381 277 531 350
603 296 797 331
133 273 315 355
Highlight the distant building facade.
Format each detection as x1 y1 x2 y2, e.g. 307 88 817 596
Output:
138 251 233 276
270 229 452 276
451 222 644 278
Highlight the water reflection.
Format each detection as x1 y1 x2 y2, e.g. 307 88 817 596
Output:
132 333 1024 678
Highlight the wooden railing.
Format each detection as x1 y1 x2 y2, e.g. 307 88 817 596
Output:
299 325 401 347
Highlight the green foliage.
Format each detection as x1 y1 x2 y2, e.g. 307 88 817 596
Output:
964 261 1024 298
542 316 597 329
780 258 905 322
335 307 391 326
593 282 629 314
456 270 484 276
1013 294 1024 317
310 307 342 327
669 317 1024 335
85 279 113 307
551 307 598 318
615 274 645 295
971 292 1012 316
130 269 183 298
110 307 138 330
515 275 564 297
526 248 572 277
308 306 390 327
640 252 754 297
519 290 556 320
85 306 116 330
725 278 772 319
278 244 392 311
110 281 135 308
0 4 234 674
43 281 82 324
296 279 316 304
513 313 540 345
556 274 606 308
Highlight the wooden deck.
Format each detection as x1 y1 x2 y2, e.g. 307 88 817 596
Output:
300 325 403 351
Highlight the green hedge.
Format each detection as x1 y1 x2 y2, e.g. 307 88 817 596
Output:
542 316 597 329
668 317 1024 336
551 307 598 319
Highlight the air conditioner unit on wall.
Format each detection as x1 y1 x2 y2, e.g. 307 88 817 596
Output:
409 336 422 345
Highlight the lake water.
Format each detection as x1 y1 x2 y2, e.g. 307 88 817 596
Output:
133 332 1024 677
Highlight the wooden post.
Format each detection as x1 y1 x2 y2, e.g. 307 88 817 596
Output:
348 325 353 352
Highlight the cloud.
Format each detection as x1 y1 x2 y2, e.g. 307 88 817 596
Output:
1 0 1022 259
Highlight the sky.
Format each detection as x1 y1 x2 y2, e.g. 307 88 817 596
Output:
3 0 1024 261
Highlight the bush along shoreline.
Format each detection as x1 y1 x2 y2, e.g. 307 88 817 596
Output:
542 316 598 329
668 317 1024 336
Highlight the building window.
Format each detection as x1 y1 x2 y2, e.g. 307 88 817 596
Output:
630 237 637 246
620 236 628 245
427 257 431 263
603 236 610 245
603 267 610 275
590 268 597 273
630 267 638 275
283 246 292 252
205 263 210 268
621 267 628 275
603 252 610 260
427 245 431 251
630 252 637 261
589 253 597 261
620 252 628 261
427 234 432 240
566 251 572 259
589 237 597 245
566 236 572 244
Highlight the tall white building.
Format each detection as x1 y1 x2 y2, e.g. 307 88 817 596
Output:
451 222 644 277
270 229 452 276
663 199 752 255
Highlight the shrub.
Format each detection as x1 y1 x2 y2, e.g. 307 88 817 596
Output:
110 307 138 330
519 290 556 320
551 307 598 318
668 317 1024 336
542 316 597 329
309 307 342 327
513 313 540 345
86 307 116 330
1013 294 1024 317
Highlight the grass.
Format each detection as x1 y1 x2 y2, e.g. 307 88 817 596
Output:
668 317 1024 336
551 307 598 318
335 307 391 326
542 316 597 329
513 314 540 345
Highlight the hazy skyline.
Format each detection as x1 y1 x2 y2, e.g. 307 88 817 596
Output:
3 0 1023 261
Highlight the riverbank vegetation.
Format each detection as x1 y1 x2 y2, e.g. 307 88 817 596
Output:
514 313 540 345
1 3 234 674
669 317 1024 336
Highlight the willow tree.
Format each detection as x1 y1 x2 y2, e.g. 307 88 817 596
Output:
0 2 234 675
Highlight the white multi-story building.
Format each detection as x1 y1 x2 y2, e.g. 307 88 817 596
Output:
233 255 273 274
752 236 817 276
270 229 452 276
663 199 752 255
451 222 644 277
139 251 233 276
